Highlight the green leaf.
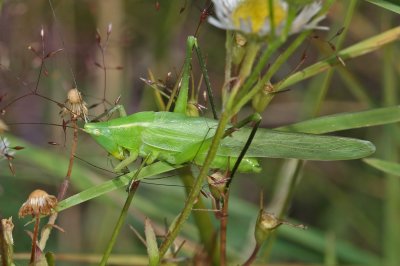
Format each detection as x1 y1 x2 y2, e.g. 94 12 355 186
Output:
363 158 400 177
4 134 182 212
365 0 400 14
57 161 181 212
278 27 400 90
145 218 160 266
277 106 400 134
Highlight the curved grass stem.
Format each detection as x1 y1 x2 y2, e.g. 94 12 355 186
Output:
39 119 79 251
100 181 140 266
159 111 231 258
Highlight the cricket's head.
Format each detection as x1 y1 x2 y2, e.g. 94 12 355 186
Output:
83 122 125 160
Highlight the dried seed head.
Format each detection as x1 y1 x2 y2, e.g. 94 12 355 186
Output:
0 137 14 161
1 217 14 246
235 33 247 47
207 171 228 201
254 210 306 245
254 211 282 245
232 33 246 65
0 119 8 133
18 189 58 218
60 88 88 120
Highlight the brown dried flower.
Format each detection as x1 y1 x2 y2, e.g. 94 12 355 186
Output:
18 190 58 218
60 88 88 120
1 217 14 246
255 210 306 245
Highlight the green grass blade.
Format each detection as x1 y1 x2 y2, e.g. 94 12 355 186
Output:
278 226 381 265
277 26 400 90
363 158 400 177
277 105 400 134
4 134 181 212
365 0 400 14
57 161 180 212
145 218 160 266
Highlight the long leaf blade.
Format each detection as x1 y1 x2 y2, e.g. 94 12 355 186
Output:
277 105 400 134
363 158 400 177
365 0 400 14
57 162 180 212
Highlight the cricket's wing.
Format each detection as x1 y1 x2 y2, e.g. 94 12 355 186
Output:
141 113 218 153
218 128 375 161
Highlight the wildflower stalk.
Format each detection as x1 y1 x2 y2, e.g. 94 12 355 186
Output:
235 30 311 114
243 244 260 266
100 181 140 266
179 167 220 265
265 2 357 261
229 38 282 113
30 215 40 264
313 0 357 115
277 26 400 91
159 111 231 258
159 30 261 258
223 31 233 103
226 40 261 109
0 217 15 266
219 192 230 266
38 119 79 251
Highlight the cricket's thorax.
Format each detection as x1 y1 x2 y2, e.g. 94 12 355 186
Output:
84 111 156 159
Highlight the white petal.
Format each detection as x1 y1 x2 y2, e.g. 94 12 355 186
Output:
291 1 323 33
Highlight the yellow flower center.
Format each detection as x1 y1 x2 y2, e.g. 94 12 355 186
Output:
232 0 286 33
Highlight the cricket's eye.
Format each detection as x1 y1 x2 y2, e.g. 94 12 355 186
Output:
93 129 101 136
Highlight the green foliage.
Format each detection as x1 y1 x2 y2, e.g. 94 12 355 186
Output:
1 1 400 265
365 0 400 14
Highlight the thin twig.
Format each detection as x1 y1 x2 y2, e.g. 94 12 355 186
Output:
219 192 229 266
39 119 79 250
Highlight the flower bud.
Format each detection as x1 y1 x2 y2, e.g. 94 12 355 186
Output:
207 171 228 201
254 210 282 245
60 88 88 120
232 33 247 66
252 82 274 112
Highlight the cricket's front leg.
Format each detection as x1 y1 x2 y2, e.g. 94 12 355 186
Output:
114 151 139 173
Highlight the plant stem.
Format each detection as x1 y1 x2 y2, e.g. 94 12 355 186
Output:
226 41 261 110
219 192 229 266
382 30 400 266
313 0 357 115
0 217 15 266
236 31 309 114
277 26 400 91
39 120 79 251
159 111 231 258
30 216 40 264
179 167 219 265
100 181 140 266
223 31 233 104
243 244 260 266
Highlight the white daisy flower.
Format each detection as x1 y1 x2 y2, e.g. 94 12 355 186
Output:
208 0 328 37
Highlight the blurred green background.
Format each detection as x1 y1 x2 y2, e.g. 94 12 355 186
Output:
0 0 399 265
